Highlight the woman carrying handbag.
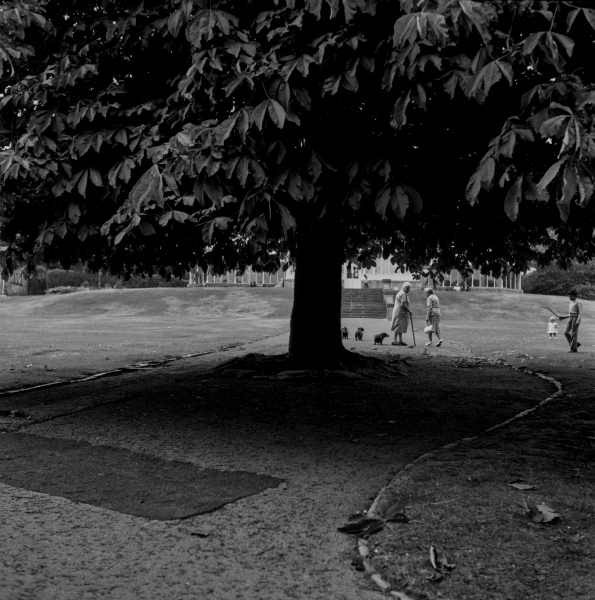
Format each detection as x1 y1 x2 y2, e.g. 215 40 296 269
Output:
424 288 443 347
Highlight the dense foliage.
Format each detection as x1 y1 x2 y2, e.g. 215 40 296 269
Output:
522 263 595 299
1 0 595 362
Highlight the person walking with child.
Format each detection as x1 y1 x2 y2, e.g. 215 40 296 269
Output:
424 287 443 347
547 317 558 340
561 290 582 352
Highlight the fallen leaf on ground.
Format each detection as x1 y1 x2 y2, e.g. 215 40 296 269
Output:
382 504 410 523
338 515 386 538
528 504 560 523
429 545 438 570
429 545 455 572
507 482 537 490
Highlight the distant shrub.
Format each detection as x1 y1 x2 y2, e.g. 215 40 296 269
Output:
46 286 81 294
27 270 47 295
522 263 595 298
573 284 595 301
45 269 188 289
46 270 84 288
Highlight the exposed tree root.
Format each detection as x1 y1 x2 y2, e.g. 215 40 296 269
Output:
211 351 408 381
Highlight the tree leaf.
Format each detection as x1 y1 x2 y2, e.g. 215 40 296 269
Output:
495 60 513 84
236 156 249 186
581 8 595 31
129 165 164 210
566 9 581 30
551 33 574 57
342 0 357 23
507 482 536 490
540 115 569 138
68 203 81 224
466 165 483 205
391 186 410 219
374 186 391 219
577 166 595 207
390 90 411 129
114 128 128 145
138 222 156 236
77 170 89 198
216 111 240 145
278 204 296 232
267 99 286 128
471 61 502 96
89 168 102 187
560 163 578 205
429 545 438 570
252 100 268 131
500 131 516 158
393 14 417 47
504 177 522 221
306 0 323 18
522 31 544 54
402 184 423 213
382 504 410 522
167 8 185 37
201 220 214 243
159 211 173 227
528 504 559 523
337 515 385 537
525 175 549 202
537 157 568 191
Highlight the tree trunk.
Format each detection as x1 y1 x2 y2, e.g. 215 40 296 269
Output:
287 215 349 369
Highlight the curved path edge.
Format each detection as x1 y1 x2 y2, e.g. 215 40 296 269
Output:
357 349 564 598
0 330 290 400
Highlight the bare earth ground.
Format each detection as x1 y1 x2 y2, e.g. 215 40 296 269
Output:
0 288 593 600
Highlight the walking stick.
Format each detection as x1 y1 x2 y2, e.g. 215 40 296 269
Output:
410 312 416 346
542 306 568 320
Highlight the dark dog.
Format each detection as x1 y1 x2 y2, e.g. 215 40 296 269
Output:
341 327 348 339
355 327 364 341
374 333 389 345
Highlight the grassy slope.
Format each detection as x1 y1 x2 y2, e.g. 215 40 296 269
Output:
2 286 590 323
0 287 295 320
0 288 294 393
404 289 595 325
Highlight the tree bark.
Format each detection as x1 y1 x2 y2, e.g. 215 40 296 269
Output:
287 214 349 369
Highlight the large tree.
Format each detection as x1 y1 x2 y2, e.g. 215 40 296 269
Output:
1 0 595 368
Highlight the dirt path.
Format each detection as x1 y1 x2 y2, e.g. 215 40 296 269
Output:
0 327 557 600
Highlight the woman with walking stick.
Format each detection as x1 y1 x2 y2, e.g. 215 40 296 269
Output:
391 282 412 346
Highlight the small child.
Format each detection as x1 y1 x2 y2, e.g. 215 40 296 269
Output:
547 316 558 340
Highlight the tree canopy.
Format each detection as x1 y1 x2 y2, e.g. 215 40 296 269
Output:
1 0 595 364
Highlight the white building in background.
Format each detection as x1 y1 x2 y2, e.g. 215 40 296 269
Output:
189 264 286 287
189 256 523 292
342 257 523 292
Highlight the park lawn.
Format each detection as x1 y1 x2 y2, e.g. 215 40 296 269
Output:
0 287 294 392
402 287 595 325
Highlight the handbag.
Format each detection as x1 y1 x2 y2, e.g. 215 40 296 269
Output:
424 325 434 334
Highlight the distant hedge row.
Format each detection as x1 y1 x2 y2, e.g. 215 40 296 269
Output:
32 270 189 294
522 264 595 300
